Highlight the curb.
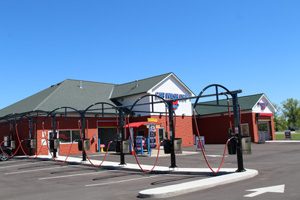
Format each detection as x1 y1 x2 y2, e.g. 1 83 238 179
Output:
138 169 258 198
266 140 300 143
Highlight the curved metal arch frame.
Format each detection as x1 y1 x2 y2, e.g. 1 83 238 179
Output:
128 94 178 168
193 83 245 172
46 106 83 118
193 84 233 109
84 102 120 114
128 94 173 117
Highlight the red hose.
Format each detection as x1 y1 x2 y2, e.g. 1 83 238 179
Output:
78 119 112 168
15 123 29 156
85 141 113 168
193 110 233 174
125 117 161 173
0 139 24 159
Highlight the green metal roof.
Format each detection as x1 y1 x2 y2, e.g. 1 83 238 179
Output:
0 80 115 117
0 73 176 118
110 72 172 99
194 93 264 116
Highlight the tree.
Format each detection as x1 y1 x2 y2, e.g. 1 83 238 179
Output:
273 103 288 131
282 98 300 130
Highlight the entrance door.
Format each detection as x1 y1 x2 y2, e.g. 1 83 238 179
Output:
258 121 271 142
98 128 118 151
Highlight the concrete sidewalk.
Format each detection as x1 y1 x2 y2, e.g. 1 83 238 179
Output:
35 155 258 198
266 140 300 143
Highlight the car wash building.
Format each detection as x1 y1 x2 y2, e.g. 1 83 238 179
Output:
0 73 195 156
194 93 276 144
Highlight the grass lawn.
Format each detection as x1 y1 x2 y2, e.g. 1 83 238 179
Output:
275 131 300 140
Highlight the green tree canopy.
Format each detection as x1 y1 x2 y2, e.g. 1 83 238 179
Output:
282 98 300 130
273 103 288 131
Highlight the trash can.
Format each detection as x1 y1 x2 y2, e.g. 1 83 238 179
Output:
163 140 171 154
242 137 251 154
285 130 291 140
174 138 182 154
227 137 237 155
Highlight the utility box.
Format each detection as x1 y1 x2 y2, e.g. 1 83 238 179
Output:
174 138 182 154
26 139 37 149
4 136 10 147
242 137 252 154
10 140 16 149
50 139 59 152
122 140 130 154
30 139 36 149
84 139 90 151
78 139 90 151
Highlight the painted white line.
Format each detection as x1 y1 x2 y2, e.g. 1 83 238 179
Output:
0 161 52 170
86 175 160 187
5 166 68 175
244 184 285 198
207 155 228 158
39 171 108 180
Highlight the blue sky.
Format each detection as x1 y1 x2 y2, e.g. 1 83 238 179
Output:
0 0 299 109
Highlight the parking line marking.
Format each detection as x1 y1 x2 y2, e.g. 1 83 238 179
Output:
5 166 68 175
85 175 160 187
0 161 52 170
39 171 108 180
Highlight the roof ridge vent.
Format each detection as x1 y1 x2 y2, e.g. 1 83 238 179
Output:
132 80 139 90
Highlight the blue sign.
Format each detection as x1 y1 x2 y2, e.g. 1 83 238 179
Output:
155 92 189 101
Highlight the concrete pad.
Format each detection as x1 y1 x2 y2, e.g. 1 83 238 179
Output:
138 169 258 198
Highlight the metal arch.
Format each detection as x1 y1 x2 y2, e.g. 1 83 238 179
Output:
128 94 171 116
84 102 120 115
46 106 82 117
193 84 233 109
16 110 49 121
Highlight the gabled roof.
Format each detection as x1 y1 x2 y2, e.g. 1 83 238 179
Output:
194 93 268 116
110 72 172 99
0 80 115 117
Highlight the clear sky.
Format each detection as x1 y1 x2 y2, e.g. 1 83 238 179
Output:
0 0 299 109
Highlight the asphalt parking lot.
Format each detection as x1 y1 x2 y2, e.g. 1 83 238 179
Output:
0 143 299 200
0 153 219 200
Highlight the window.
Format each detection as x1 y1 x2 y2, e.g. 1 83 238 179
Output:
59 130 81 143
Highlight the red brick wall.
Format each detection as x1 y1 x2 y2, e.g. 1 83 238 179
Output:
0 117 118 156
195 115 233 144
195 112 275 144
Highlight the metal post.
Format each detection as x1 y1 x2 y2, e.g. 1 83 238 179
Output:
232 93 245 172
168 101 177 168
119 109 126 165
29 117 33 156
51 115 57 158
81 113 87 161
